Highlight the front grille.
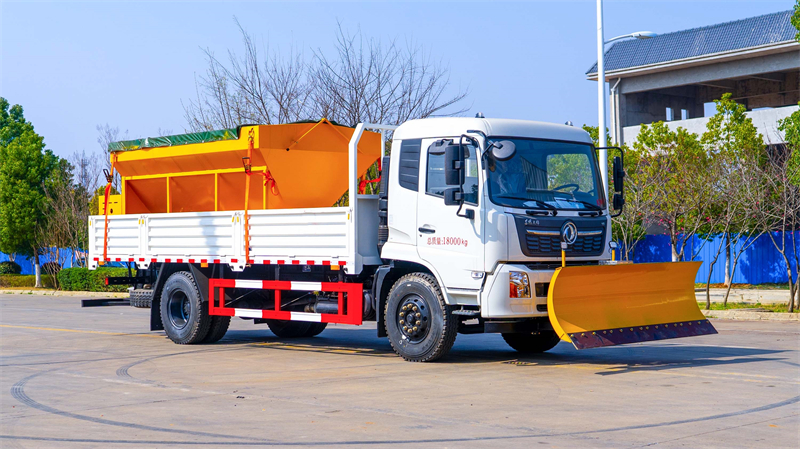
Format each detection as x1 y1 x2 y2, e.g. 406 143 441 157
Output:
526 233 604 256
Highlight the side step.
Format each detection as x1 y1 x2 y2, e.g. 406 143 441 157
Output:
81 298 130 307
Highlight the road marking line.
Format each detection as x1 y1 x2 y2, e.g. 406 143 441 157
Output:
0 324 163 338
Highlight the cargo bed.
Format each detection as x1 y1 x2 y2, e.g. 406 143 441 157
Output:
88 196 382 274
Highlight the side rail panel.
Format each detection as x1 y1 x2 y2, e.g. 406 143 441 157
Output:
88 207 353 272
208 279 363 325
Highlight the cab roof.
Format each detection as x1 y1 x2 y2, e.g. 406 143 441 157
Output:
393 117 593 144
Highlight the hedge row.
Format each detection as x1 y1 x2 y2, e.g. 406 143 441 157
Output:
57 267 130 292
0 274 56 288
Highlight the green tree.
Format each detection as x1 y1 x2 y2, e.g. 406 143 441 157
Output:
633 122 717 262
700 93 765 307
0 98 58 287
792 0 800 42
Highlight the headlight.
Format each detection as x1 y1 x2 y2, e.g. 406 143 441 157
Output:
509 271 531 298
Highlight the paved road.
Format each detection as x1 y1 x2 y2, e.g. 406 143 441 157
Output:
1 294 798 448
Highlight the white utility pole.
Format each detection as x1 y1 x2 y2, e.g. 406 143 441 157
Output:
595 0 656 201
596 0 608 198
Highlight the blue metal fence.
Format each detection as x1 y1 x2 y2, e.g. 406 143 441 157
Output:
631 232 798 284
2 232 798 284
0 249 79 275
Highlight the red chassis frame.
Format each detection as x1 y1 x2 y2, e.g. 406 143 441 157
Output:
208 278 363 325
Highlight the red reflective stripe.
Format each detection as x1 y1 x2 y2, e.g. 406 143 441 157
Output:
277 260 285 265
247 259 254 264
213 259 220 264
165 258 171 263
114 258 121 262
338 261 346 266
200 259 207 263
230 258 238 263
93 257 99 261
151 258 157 263
139 258 145 262
188 259 195 263
291 260 300 265
322 261 331 266
307 260 315 265
262 260 269 265
128 258 135 262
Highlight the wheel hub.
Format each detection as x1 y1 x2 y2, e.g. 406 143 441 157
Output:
397 295 429 343
167 291 191 330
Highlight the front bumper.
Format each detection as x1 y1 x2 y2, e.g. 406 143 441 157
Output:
480 263 555 319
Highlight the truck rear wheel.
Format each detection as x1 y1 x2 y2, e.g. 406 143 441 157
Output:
303 322 327 337
502 331 561 353
266 320 313 338
129 289 153 308
385 273 457 362
202 316 231 343
160 271 211 344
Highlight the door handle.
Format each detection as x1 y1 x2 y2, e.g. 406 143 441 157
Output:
418 227 436 234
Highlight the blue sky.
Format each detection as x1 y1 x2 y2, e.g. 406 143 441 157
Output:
1 0 792 159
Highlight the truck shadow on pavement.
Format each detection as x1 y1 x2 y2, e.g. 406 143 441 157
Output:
215 328 790 375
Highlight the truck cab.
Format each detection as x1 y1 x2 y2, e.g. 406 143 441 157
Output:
381 118 610 320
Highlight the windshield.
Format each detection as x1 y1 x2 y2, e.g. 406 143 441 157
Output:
485 138 604 210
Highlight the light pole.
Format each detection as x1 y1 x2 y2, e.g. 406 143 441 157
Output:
596 0 655 199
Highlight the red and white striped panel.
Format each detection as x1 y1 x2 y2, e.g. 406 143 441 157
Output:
232 309 322 322
93 257 347 267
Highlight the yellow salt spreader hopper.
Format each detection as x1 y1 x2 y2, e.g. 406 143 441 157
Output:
546 255 716 350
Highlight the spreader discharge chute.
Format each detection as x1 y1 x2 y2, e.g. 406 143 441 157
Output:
546 261 717 349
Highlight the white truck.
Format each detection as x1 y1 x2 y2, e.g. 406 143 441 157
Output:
89 117 714 362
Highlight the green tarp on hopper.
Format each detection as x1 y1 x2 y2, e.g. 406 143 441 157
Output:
108 128 239 152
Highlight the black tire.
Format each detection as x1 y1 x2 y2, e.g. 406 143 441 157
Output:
160 271 211 344
129 289 153 308
502 331 561 353
303 322 327 337
385 273 457 362
202 316 231 343
265 320 313 338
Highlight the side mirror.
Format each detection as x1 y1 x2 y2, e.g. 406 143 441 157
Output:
444 144 464 186
612 192 625 211
489 140 516 161
444 187 463 206
612 156 624 193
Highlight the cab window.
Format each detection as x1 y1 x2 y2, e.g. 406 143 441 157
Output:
426 142 478 205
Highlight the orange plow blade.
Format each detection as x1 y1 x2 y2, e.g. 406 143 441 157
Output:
547 262 716 350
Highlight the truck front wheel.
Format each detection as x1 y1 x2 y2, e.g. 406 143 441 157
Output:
502 331 561 353
385 273 457 362
160 271 211 344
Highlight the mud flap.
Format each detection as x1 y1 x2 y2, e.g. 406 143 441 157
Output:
547 262 716 349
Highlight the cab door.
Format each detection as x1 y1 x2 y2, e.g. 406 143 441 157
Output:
416 138 484 290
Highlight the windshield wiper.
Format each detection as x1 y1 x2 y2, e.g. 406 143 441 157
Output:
559 198 602 211
497 195 557 215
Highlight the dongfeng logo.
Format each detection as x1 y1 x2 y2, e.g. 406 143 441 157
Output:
561 221 577 245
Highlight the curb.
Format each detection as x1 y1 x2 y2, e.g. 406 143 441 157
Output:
702 309 800 321
0 290 129 298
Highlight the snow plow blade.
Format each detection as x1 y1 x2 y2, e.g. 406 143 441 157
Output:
546 262 716 350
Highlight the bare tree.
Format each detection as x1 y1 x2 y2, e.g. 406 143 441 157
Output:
96 123 127 190
184 19 468 131
310 24 468 126
758 144 800 313
183 19 311 129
